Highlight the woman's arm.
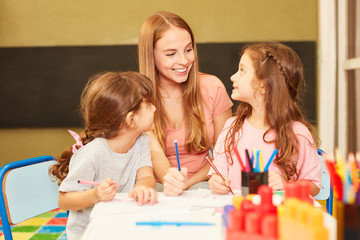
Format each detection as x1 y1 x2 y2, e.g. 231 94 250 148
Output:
148 108 232 193
147 130 188 195
185 164 210 188
147 130 171 183
213 109 232 142
186 108 232 188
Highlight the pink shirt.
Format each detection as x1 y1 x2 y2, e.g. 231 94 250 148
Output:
208 117 322 190
165 74 233 177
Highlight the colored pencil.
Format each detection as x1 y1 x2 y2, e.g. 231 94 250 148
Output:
174 140 181 171
78 180 122 188
136 221 215 226
323 157 343 201
205 156 234 195
348 152 359 192
259 149 264 172
264 149 278 172
233 147 246 171
254 148 260 173
209 146 214 160
334 148 346 181
245 149 253 172
355 152 360 169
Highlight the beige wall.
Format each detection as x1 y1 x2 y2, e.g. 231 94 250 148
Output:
0 0 318 166
0 0 317 46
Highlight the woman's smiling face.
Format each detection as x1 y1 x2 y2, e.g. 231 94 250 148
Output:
153 26 195 85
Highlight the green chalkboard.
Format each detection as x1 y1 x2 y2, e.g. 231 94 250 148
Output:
0 42 316 127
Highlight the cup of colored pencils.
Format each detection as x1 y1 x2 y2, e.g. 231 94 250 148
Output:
235 148 273 196
241 171 268 196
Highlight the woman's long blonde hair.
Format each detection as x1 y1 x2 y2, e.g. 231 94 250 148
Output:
224 42 319 181
138 11 208 152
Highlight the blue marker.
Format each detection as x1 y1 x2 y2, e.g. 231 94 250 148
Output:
254 149 261 173
209 146 213 159
174 140 181 171
136 221 215 226
264 149 278 172
317 149 324 155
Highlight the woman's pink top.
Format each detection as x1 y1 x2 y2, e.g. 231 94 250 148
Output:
164 74 233 177
208 117 322 190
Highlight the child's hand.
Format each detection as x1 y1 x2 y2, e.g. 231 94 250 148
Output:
95 178 117 202
208 174 231 194
128 186 158 205
268 170 285 191
163 167 188 196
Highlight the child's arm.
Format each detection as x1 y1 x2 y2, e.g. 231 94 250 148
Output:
58 178 117 210
208 173 231 194
308 180 320 196
128 166 157 205
269 171 320 196
268 170 285 191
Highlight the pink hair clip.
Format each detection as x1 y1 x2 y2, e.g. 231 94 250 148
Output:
68 130 83 153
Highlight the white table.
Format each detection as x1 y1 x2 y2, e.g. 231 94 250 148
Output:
81 189 337 240
81 189 233 240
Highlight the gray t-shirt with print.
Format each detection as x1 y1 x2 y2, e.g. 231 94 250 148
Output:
59 134 152 240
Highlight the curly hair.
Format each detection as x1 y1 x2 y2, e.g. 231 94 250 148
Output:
224 42 319 181
49 71 153 184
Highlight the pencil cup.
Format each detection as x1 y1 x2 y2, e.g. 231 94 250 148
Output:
241 171 268 196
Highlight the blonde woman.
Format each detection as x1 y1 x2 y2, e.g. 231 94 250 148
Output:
138 11 233 196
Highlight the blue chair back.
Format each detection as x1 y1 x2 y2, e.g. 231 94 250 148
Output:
0 156 59 240
314 149 333 215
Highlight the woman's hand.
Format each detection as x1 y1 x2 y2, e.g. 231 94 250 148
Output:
95 178 117 202
163 167 188 196
129 185 158 205
268 170 285 191
208 174 231 194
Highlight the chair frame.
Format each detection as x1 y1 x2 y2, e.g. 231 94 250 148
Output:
327 184 333 215
315 149 333 215
0 155 58 240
